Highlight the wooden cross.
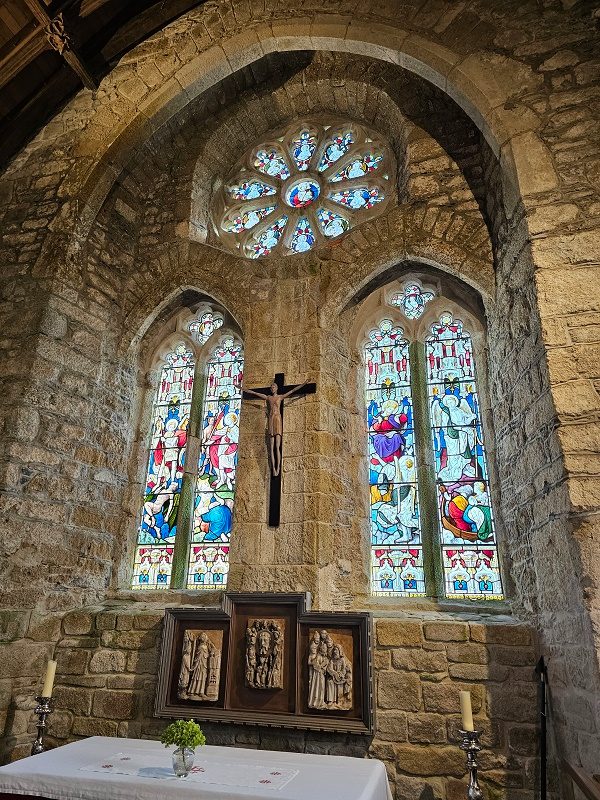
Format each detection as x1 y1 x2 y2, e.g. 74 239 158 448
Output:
243 373 316 527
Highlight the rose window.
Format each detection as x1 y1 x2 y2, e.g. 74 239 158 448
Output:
212 119 395 259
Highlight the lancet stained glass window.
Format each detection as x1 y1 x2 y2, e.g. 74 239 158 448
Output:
426 313 502 599
132 343 194 588
187 337 244 589
132 309 243 591
365 321 424 596
364 300 503 601
213 118 394 260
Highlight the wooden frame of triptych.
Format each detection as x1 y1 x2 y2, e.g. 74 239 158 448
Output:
155 593 374 734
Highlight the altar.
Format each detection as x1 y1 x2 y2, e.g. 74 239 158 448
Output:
0 737 392 800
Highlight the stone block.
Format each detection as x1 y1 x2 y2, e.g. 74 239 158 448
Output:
52 686 92 716
62 611 95 636
469 624 532 646
508 726 540 756
72 717 118 737
423 623 468 642
27 614 62 642
0 611 30 642
92 689 137 720
126 649 157 674
377 620 423 647
392 648 448 674
116 615 134 631
446 643 489 665
394 744 465 777
133 614 163 630
422 683 484 714
47 710 73 739
487 683 537 722
96 612 117 631
89 650 127 674
377 671 421 711
488 646 536 667
0 642 52 678
407 713 447 744
101 630 158 650
376 711 408 741
374 649 391 670
55 649 89 675
448 663 509 682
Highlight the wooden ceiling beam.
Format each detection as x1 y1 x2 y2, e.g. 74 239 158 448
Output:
22 0 98 89
0 23 49 90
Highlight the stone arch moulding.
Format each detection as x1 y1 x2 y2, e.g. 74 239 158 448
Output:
320 244 495 327
59 12 558 264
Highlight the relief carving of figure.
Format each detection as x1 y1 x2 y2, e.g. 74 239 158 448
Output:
245 619 284 689
307 630 352 711
177 630 221 702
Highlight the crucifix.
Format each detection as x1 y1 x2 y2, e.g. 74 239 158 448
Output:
243 373 316 527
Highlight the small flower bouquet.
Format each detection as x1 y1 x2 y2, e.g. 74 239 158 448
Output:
161 719 206 777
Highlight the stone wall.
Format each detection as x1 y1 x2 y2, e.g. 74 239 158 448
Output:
0 0 599 783
1 607 538 800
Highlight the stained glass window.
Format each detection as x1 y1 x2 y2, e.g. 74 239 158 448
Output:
132 343 194 589
189 311 223 345
391 284 435 320
213 118 393 259
364 298 503 601
426 313 502 599
187 336 244 589
365 321 424 596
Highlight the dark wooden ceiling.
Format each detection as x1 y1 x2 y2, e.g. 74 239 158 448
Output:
0 0 207 168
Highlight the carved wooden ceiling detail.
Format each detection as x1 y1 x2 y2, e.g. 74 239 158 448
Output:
0 0 206 167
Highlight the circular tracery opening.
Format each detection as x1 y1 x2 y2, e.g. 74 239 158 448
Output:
212 118 395 260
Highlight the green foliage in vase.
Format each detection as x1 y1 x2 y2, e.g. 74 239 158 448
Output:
160 720 206 751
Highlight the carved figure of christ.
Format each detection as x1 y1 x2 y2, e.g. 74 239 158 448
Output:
243 373 316 527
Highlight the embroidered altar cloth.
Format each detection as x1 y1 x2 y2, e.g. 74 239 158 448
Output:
0 736 393 800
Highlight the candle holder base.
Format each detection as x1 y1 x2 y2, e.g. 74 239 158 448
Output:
459 729 484 800
31 696 53 756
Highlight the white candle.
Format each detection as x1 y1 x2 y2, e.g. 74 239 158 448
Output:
42 660 57 698
459 690 474 731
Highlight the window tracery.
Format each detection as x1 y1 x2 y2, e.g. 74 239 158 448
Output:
365 281 503 600
212 119 394 259
132 306 243 591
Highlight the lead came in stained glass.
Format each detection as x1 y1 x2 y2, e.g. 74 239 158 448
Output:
318 130 354 171
247 215 288 258
291 217 316 253
187 336 244 589
132 343 195 589
253 147 291 180
188 310 223 345
215 120 392 258
330 186 384 210
290 129 318 171
228 179 277 201
365 320 424 596
221 205 276 234
316 207 349 238
391 283 435 320
426 312 503 599
329 152 384 182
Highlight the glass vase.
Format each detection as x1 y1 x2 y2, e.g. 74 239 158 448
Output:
172 746 195 777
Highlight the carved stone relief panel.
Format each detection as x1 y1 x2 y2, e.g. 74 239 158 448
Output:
178 629 223 702
307 628 353 711
245 618 285 689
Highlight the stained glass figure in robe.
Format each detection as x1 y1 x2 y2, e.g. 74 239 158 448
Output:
188 311 223 345
426 312 502 599
132 343 195 589
187 336 244 589
365 320 424 596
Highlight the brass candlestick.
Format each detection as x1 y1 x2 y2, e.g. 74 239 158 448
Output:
459 729 484 800
31 696 53 755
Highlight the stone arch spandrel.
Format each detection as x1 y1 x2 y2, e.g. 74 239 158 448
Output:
0 7 560 264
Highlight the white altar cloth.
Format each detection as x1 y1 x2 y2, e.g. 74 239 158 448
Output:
0 736 392 800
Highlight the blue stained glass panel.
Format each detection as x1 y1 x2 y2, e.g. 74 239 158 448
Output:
187 337 244 588
365 320 424 596
221 205 276 234
316 207 349 238
132 344 195 589
248 215 288 258
329 152 384 182
426 312 503 599
253 147 290 180
331 186 384 210
290 217 316 253
228 180 277 201
318 130 354 171
290 129 318 171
